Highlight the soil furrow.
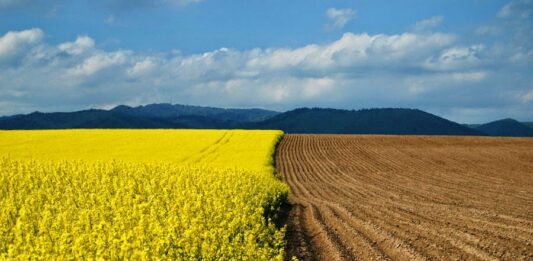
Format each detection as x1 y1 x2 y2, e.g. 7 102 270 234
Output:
278 134 533 261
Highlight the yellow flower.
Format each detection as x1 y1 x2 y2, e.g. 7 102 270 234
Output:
0 130 287 259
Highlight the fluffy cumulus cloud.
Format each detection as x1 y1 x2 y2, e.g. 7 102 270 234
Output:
58 36 95 55
0 28 43 66
0 14 532 123
0 28 43 54
66 52 128 77
245 32 457 74
325 8 356 29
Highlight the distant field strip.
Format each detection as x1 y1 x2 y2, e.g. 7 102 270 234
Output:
0 130 288 259
277 135 533 260
0 129 278 172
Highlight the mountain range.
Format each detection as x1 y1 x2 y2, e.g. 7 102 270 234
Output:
1 103 532 137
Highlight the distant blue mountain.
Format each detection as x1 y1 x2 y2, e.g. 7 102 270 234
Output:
474 119 533 137
522 122 533 129
245 108 484 136
0 109 182 129
111 103 278 123
0 104 278 130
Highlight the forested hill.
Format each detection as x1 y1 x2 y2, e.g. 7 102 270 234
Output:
245 108 484 135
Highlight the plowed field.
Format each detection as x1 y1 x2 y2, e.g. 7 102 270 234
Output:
277 135 533 260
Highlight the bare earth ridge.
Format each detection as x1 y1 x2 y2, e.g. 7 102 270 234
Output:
276 135 533 260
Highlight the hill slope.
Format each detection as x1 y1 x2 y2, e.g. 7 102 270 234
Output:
522 122 533 129
0 110 182 129
0 104 279 129
112 103 279 123
246 108 484 135
475 119 533 137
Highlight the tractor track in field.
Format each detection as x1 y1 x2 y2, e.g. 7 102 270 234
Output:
276 134 533 260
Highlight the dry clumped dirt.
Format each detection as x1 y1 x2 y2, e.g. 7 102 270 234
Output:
276 135 533 261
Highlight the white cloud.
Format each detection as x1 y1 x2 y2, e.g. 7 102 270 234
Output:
58 36 95 55
66 52 127 76
411 16 444 32
246 32 456 72
0 28 531 123
127 58 157 77
301 78 335 98
498 0 532 18
424 45 485 71
325 8 356 29
0 28 43 60
193 76 337 105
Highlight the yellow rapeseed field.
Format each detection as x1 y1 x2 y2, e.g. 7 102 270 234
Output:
0 129 288 260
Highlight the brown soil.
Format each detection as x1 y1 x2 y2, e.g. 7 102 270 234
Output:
276 135 533 261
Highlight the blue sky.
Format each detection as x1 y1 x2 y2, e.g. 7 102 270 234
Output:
1 0 532 123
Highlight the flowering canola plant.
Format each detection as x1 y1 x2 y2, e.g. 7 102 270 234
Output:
0 130 288 259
